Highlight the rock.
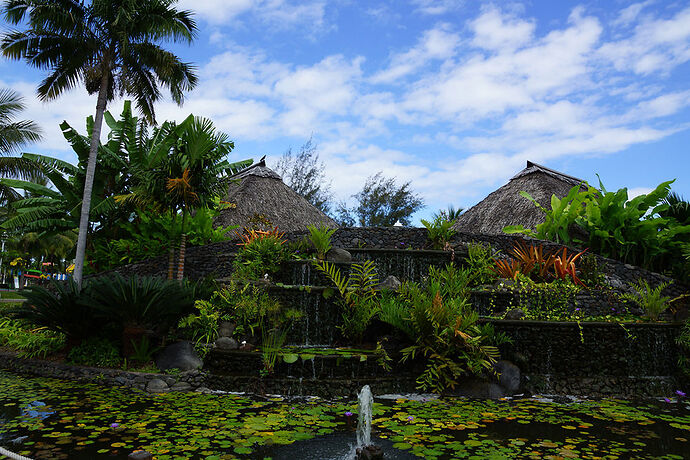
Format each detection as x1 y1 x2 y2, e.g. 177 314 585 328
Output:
494 360 521 393
326 248 352 263
218 321 236 338
377 275 401 291
504 308 525 320
195 386 212 394
452 378 505 399
128 450 154 460
356 445 384 460
146 378 169 393
155 341 202 372
170 382 192 392
215 337 239 350
239 342 255 351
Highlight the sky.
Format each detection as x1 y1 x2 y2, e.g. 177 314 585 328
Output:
1 0 689 223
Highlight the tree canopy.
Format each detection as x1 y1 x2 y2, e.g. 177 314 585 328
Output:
336 172 424 227
274 137 333 214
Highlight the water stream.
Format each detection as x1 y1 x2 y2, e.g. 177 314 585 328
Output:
356 385 373 448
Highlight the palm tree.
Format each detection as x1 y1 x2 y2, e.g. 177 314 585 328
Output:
0 88 43 203
120 114 250 279
2 0 198 288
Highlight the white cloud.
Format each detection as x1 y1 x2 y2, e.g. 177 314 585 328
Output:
398 9 602 121
599 7 690 75
470 6 535 51
409 0 463 16
612 1 653 27
274 55 364 136
371 24 461 83
178 0 328 30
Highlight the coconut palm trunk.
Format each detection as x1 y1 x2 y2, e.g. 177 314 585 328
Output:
73 73 109 289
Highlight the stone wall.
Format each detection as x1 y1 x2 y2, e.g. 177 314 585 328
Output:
96 227 687 298
0 351 207 393
491 320 684 397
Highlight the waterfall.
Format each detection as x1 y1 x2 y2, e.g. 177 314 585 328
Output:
356 385 373 447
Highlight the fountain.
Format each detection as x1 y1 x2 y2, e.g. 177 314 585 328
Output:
355 385 383 460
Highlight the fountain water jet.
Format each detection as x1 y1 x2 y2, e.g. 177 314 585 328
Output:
355 385 383 460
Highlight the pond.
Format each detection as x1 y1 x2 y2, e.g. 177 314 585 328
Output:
0 370 688 459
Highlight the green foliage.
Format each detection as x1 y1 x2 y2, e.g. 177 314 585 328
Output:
475 323 513 347
379 291 415 339
504 185 592 244
501 277 582 320
378 265 499 392
421 215 456 250
178 300 220 357
307 223 336 259
466 242 496 287
577 253 607 288
313 259 379 343
621 279 672 321
505 179 690 275
179 281 288 355
433 205 463 222
7 279 98 342
260 326 288 376
275 137 333 214
89 209 235 271
677 319 690 378
579 179 690 271
233 228 288 280
67 337 120 368
129 336 160 363
0 318 65 358
88 274 195 329
336 172 424 227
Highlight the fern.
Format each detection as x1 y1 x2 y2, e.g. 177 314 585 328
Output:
312 259 380 343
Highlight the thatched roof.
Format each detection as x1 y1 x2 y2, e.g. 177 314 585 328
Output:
453 161 585 234
214 159 338 231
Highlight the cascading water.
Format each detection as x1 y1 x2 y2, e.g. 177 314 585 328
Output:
356 385 373 447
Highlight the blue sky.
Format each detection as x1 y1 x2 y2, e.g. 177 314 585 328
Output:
1 0 689 222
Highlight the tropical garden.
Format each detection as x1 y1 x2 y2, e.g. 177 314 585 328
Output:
0 0 688 459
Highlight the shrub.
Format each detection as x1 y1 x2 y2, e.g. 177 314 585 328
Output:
380 266 500 392
67 337 120 368
8 279 98 344
0 318 65 358
466 242 495 286
491 242 585 286
313 259 380 344
233 227 288 279
421 215 456 250
621 279 672 321
89 274 195 330
307 224 336 259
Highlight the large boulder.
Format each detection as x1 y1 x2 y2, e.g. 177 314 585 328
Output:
494 360 521 393
215 336 239 350
155 341 202 372
377 275 401 291
326 248 352 263
145 378 169 393
452 378 505 399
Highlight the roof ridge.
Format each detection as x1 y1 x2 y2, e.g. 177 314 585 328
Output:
511 160 585 185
